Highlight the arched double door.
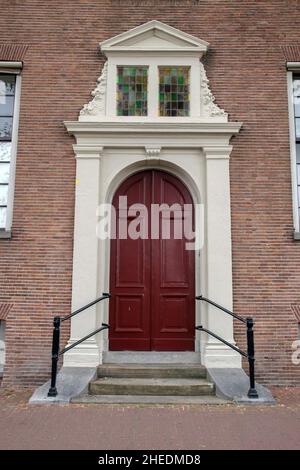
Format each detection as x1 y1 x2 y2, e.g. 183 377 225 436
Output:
109 169 195 351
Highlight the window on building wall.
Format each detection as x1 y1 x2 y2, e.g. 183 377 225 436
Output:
159 66 190 117
293 75 300 223
288 72 300 235
115 65 191 117
0 320 5 375
0 70 21 234
117 66 148 116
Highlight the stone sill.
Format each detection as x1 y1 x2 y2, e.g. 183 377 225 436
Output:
294 232 300 240
0 230 12 239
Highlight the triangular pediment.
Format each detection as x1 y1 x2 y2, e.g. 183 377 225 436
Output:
100 20 208 54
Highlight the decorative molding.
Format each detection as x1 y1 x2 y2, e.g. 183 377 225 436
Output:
80 62 108 119
100 20 208 55
145 145 161 159
287 62 300 71
0 61 22 70
202 146 233 159
200 62 227 119
65 121 242 151
77 23 231 123
73 144 104 159
65 120 242 151
66 120 241 135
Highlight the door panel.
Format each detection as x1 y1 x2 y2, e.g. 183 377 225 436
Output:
151 171 195 351
109 170 195 351
161 237 189 287
109 172 151 350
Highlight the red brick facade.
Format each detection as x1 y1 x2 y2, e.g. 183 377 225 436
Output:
0 1 300 387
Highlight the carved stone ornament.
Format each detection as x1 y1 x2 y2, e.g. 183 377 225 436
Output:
200 62 227 119
80 61 108 119
145 145 161 158
79 59 227 121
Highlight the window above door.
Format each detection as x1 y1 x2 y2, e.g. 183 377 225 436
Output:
116 64 191 118
79 21 228 123
102 19 207 120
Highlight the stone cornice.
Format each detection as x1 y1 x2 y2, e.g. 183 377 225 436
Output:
203 146 233 159
100 20 208 55
72 145 104 159
65 120 242 136
286 61 300 71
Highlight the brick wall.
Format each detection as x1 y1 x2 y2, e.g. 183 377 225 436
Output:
0 0 299 387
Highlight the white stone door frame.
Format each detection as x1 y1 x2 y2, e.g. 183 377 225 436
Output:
63 20 243 369
63 121 242 368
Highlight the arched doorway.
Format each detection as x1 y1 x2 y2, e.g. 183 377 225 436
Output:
109 169 195 351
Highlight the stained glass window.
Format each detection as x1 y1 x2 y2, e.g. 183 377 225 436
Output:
0 74 16 229
117 66 148 116
159 66 190 117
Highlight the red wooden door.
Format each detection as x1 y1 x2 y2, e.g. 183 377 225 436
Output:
109 170 195 351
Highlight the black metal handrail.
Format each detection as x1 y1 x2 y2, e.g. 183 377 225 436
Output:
48 293 111 397
196 295 246 324
196 295 258 399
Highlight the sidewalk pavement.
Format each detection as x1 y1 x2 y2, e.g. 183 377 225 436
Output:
0 387 299 450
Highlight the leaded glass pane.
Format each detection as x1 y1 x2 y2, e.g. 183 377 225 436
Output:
0 96 15 117
0 163 10 183
0 207 6 228
117 66 148 116
159 66 190 117
294 78 300 117
296 144 300 163
0 185 8 205
296 118 300 139
293 79 300 98
0 75 16 96
0 117 13 140
0 74 16 228
0 142 11 161
294 102 300 117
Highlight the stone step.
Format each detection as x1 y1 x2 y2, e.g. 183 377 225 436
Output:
89 377 215 396
97 363 207 379
103 351 200 364
72 394 228 405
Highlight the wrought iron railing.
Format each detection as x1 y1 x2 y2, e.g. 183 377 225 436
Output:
48 293 111 397
195 295 258 399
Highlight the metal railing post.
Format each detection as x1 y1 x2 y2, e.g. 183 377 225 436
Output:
246 317 258 399
47 316 61 397
196 295 259 400
47 294 111 397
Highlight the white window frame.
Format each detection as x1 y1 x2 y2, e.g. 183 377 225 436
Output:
287 63 300 236
0 62 22 235
106 55 201 119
